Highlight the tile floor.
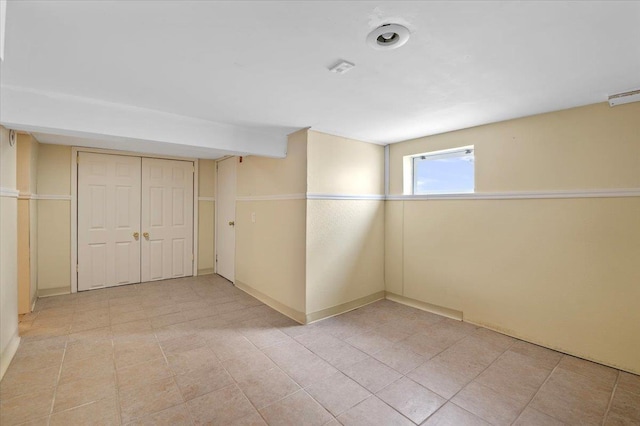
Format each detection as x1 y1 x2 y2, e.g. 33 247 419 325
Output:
1 274 639 425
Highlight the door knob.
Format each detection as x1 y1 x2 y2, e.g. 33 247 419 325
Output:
143 232 149 239
133 232 139 240
228 221 235 226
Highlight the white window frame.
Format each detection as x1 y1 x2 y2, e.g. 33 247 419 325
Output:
403 145 475 195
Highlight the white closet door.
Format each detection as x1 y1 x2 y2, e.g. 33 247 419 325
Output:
216 157 236 282
78 153 141 291
141 158 194 282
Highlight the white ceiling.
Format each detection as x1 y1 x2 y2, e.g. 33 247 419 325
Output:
1 1 639 155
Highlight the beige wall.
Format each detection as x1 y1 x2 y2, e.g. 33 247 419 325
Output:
306 200 385 316
390 102 640 194
37 144 71 293
236 199 307 318
0 126 20 379
237 130 308 197
235 130 308 319
386 102 640 374
305 131 385 319
16 134 39 312
29 141 39 305
198 159 216 274
307 130 385 195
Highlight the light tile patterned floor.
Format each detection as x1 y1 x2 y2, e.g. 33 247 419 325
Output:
1 274 638 425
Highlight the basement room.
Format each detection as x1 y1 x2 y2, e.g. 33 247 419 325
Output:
0 1 638 425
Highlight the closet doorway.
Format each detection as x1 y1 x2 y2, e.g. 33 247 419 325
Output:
76 151 195 291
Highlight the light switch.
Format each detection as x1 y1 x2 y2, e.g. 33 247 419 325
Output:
251 212 256 223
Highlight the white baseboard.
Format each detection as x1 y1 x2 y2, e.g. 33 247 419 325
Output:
234 280 306 324
0 329 21 380
385 291 463 321
37 287 71 298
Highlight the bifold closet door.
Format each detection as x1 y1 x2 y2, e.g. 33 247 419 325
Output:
78 153 141 291
141 158 194 282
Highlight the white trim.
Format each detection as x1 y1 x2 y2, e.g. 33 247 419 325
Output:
231 189 640 201
235 193 386 201
35 194 72 200
386 188 640 201
236 193 306 201
409 144 474 160
71 146 200 293
71 146 198 162
18 192 72 200
198 196 216 202
0 187 19 198
307 193 386 201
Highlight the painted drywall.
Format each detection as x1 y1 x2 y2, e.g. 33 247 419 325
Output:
0 125 20 379
29 140 38 305
384 201 403 296
237 130 308 197
305 130 385 317
37 143 71 195
306 200 384 315
307 130 385 195
17 200 30 312
198 159 215 274
235 130 308 317
16 133 39 312
236 199 307 316
386 102 640 374
389 102 640 194
36 144 71 293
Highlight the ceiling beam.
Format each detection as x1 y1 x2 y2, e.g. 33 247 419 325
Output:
0 85 289 158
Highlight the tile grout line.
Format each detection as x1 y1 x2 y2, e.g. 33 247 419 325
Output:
510 353 565 425
114 300 186 425
48 325 71 418
6 283 637 426
602 370 620 426
418 334 517 425
108 300 125 426
336 319 456 424
338 316 472 422
256 336 346 421
156 325 197 426
213 334 279 425
333 319 481 424
254 317 357 422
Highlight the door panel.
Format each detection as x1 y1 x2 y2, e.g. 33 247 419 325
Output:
216 157 236 282
78 153 141 291
141 158 194 282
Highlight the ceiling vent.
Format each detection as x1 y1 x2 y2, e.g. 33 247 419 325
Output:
367 24 410 51
329 60 355 74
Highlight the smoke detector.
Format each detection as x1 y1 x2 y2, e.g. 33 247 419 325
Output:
367 24 410 51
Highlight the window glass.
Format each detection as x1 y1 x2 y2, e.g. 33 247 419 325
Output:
413 148 474 194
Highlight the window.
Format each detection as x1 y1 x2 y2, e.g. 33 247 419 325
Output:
408 146 474 194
